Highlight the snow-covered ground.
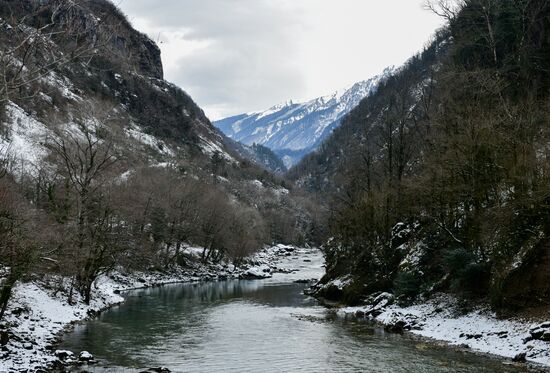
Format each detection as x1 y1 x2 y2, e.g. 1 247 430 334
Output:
253 244 325 283
10 245 547 371
0 244 322 372
339 293 550 368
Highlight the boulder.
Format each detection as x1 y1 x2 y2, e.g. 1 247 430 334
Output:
512 352 527 362
11 307 26 316
529 322 550 341
371 292 395 309
380 310 420 333
146 367 171 373
361 292 395 317
79 351 94 361
241 264 272 279
385 320 408 334
462 333 483 340
0 331 9 346
54 350 74 360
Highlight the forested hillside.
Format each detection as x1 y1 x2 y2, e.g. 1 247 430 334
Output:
0 0 320 316
292 0 550 310
223 136 288 174
2 1 550 371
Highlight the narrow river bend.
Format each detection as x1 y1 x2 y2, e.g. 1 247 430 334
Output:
60 249 526 372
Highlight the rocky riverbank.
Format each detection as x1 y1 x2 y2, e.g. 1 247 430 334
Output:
329 288 550 369
0 244 319 372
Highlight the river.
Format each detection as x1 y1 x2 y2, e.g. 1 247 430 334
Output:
59 249 528 372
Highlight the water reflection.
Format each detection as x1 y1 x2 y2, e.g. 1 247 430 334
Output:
61 280 529 373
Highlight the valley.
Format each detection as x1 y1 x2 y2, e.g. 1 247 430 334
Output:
0 0 549 372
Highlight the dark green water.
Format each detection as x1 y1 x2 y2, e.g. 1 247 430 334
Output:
60 279 529 373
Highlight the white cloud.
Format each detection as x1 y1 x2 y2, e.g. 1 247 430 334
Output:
118 0 444 120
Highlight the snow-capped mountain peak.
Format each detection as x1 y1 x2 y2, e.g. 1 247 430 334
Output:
214 68 393 168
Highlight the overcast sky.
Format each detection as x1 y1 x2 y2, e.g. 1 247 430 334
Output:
117 1 444 120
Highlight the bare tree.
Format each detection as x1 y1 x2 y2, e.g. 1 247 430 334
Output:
196 187 232 263
0 174 58 320
47 118 118 304
423 0 465 21
224 206 267 263
0 145 11 180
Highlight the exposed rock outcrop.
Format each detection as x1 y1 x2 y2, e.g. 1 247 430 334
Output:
499 237 550 309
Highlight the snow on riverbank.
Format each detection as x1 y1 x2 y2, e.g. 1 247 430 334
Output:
0 245 322 372
339 294 550 368
0 279 123 371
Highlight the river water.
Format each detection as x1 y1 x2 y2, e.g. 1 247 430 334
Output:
60 250 527 372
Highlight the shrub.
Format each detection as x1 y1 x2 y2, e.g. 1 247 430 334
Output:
443 248 489 296
393 271 422 302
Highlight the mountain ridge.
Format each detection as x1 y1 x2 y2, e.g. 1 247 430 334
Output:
214 68 393 168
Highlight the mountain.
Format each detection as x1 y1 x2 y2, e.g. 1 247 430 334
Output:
0 0 231 172
290 0 550 312
0 0 322 310
214 70 392 168
223 137 287 174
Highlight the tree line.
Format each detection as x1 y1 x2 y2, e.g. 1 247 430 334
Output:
298 0 550 308
0 0 323 321
0 107 319 319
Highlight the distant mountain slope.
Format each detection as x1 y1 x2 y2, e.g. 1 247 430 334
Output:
223 136 287 174
214 70 392 168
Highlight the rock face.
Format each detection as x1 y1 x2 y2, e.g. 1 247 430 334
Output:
82 0 164 80
500 238 550 309
0 0 236 168
131 32 164 80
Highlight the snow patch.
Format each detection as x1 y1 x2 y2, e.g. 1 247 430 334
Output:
41 71 81 101
198 135 234 162
125 125 174 157
340 295 550 367
0 102 52 175
0 245 324 371
243 264 272 279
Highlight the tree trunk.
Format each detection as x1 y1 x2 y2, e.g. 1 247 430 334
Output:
0 272 19 321
83 278 93 305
